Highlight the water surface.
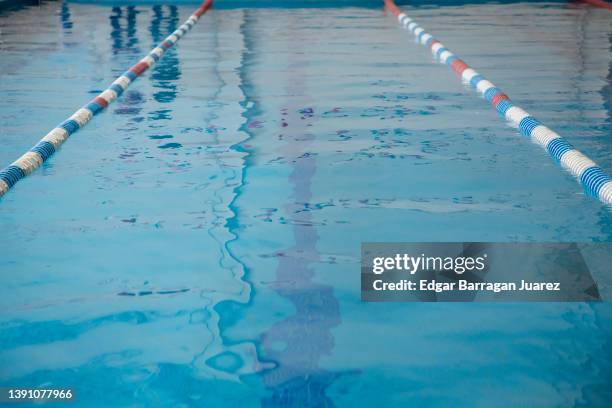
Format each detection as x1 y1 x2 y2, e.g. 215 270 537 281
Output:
1 1 611 406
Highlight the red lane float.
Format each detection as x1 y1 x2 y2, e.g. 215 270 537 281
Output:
0 0 213 198
382 0 612 206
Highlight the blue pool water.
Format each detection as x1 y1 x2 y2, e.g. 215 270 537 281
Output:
1 1 611 406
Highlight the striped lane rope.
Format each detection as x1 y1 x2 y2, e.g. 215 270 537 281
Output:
383 0 612 206
0 0 213 198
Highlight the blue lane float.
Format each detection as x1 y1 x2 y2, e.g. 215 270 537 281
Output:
384 0 612 206
0 0 213 198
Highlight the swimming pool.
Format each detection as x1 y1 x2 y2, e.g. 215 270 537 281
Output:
1 0 611 406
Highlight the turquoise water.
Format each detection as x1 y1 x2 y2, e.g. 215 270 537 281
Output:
1 1 611 406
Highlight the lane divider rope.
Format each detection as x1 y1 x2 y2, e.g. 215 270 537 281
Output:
0 0 213 198
383 0 612 206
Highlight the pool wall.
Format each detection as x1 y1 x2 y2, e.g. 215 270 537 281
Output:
65 0 570 8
